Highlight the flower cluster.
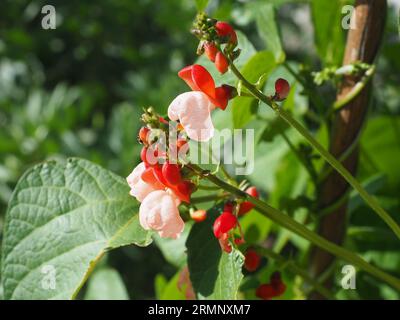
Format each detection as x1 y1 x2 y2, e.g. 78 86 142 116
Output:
127 117 195 239
125 12 293 301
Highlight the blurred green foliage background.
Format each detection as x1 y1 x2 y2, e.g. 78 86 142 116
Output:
0 0 399 299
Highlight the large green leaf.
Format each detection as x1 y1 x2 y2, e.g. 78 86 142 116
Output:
84 267 129 300
360 116 400 195
232 51 277 128
186 208 244 299
1 158 151 300
311 0 346 65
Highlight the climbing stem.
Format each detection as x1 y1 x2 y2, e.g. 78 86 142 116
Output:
187 163 400 291
228 61 400 241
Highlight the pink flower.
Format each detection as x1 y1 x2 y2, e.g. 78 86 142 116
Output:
139 190 184 239
126 162 163 202
127 162 185 239
168 91 215 142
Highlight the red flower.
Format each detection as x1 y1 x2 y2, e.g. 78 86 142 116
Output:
238 186 259 216
178 64 231 110
244 249 261 272
215 21 237 45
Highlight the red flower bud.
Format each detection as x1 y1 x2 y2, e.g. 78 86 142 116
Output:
215 52 229 74
256 284 276 300
203 42 218 62
256 272 286 299
274 78 290 101
244 249 261 272
190 209 207 222
238 186 259 216
213 211 237 238
223 202 234 213
162 162 182 185
138 127 150 145
215 21 237 45
270 272 286 295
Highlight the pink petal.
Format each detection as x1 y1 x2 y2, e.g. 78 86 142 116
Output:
168 92 215 142
126 162 162 202
139 190 185 239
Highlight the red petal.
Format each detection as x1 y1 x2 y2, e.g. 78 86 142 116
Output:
171 181 193 203
191 64 216 98
211 86 230 110
178 65 200 91
162 162 182 186
141 167 158 184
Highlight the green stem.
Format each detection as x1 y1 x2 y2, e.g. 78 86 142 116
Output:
280 130 318 183
191 193 229 204
187 163 400 291
228 61 400 241
256 247 335 300
332 65 375 112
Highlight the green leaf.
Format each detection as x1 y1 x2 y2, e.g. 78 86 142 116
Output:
254 3 285 62
186 208 244 299
84 267 129 300
311 0 345 65
360 116 400 195
154 274 168 299
195 0 209 11
240 210 272 244
1 158 152 300
153 222 192 268
158 269 187 300
232 51 277 128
